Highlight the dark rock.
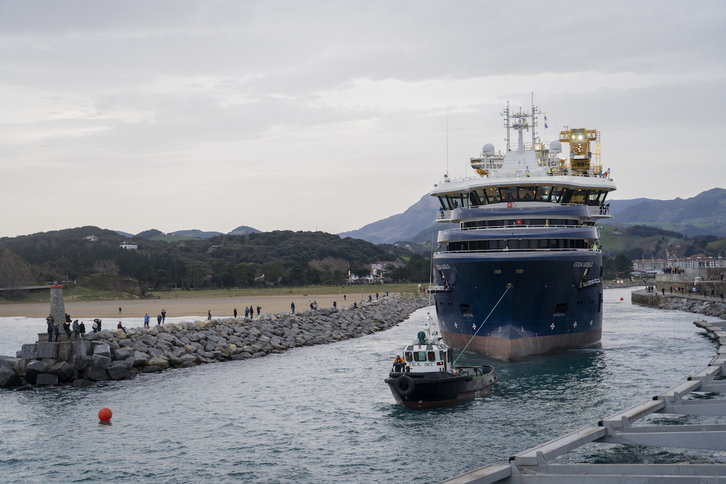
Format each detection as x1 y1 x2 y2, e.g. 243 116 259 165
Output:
108 363 132 380
113 347 134 360
0 367 22 388
84 366 109 382
49 361 74 382
36 373 59 386
73 354 94 372
142 365 161 373
92 354 112 370
72 379 93 388
133 351 150 368
92 343 111 357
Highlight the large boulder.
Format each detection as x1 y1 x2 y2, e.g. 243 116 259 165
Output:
107 362 132 380
92 343 111 357
25 360 49 384
49 361 74 382
133 352 150 368
36 373 59 386
113 347 134 361
0 367 22 388
72 354 94 372
84 366 108 382
92 354 112 370
147 356 169 370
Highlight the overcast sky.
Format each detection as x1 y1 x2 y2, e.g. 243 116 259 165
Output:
1 1 724 238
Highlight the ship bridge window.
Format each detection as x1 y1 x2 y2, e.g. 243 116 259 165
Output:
559 188 573 204
405 351 413 361
469 190 482 206
587 190 608 206
570 189 588 204
428 351 436 362
518 186 537 201
485 187 501 203
500 186 516 202
551 186 566 203
413 351 427 362
538 185 553 202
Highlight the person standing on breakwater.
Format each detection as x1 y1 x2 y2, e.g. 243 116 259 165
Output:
333 301 337 308
72 320 80 338
208 310 212 320
245 307 249 317
92 320 98 333
161 309 166 323
54 321 60 342
234 308 238 318
144 314 150 329
79 321 86 338
291 302 295 313
63 320 71 339
157 314 162 325
46 314 54 342
257 306 261 316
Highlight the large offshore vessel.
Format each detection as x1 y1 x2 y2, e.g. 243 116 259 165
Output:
430 101 616 360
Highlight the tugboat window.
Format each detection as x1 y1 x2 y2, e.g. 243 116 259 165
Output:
428 351 436 362
405 352 412 361
414 351 427 362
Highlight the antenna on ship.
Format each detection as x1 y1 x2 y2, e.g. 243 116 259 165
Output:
446 113 449 178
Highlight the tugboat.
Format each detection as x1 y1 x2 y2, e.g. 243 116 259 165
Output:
385 322 498 409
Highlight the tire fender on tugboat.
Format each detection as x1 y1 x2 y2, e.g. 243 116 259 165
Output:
394 375 415 396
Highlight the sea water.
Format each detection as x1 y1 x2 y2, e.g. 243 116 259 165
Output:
0 287 724 483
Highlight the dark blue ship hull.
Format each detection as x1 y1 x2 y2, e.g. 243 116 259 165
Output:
432 249 603 360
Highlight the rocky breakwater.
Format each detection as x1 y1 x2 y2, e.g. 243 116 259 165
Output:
657 297 726 320
0 293 429 390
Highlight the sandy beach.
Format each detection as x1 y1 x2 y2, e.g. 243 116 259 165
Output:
0 292 392 320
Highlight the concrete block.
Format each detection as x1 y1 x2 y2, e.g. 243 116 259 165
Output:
57 341 73 364
71 340 91 357
72 354 94 372
36 342 58 359
17 345 38 360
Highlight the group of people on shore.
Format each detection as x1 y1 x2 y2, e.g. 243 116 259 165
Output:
231 306 261 319
142 309 167 328
45 313 103 342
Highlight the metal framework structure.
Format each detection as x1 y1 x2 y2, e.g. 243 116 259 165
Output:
440 320 726 484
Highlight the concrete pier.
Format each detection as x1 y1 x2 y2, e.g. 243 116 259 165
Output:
439 320 726 483
49 285 65 327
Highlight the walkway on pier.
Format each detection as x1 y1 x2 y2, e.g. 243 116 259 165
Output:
440 320 726 483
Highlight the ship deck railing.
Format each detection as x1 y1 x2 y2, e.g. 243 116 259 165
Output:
437 248 599 255
459 224 585 231
439 320 726 484
435 204 611 221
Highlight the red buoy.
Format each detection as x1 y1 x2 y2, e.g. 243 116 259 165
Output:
98 408 113 421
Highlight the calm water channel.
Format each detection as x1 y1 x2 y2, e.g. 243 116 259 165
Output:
1 287 725 483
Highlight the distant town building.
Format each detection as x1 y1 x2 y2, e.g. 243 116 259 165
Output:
632 257 725 272
119 242 138 250
85 235 98 242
